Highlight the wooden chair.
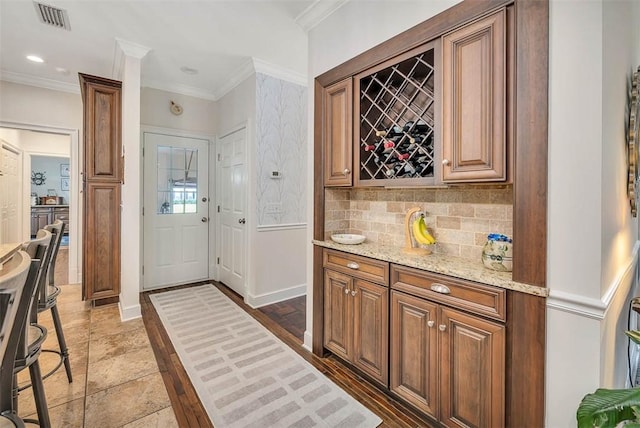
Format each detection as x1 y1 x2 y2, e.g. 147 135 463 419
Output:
0 250 38 427
13 230 53 427
40 220 72 382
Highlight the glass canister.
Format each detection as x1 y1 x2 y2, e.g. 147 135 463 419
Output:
481 233 513 272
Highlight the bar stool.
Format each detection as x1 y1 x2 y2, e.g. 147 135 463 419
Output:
39 220 72 383
13 230 53 427
0 250 39 428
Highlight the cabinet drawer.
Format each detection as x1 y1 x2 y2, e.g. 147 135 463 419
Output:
323 249 389 286
391 264 505 321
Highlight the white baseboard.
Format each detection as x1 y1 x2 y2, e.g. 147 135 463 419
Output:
119 302 142 321
246 284 306 309
303 331 313 352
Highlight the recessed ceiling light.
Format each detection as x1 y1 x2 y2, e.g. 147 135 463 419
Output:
26 55 44 63
180 66 198 75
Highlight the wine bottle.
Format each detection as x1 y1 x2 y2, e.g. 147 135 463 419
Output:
415 119 430 133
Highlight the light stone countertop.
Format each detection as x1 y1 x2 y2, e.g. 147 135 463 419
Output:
313 240 548 297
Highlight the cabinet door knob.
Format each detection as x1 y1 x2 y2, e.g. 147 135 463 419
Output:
442 159 451 166
344 288 350 294
427 320 435 328
346 262 359 270
351 290 357 296
439 324 446 331
343 168 351 176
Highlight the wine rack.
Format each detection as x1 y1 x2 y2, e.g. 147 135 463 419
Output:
355 42 438 186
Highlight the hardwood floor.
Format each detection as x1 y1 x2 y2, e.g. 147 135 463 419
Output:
141 282 436 428
258 295 306 342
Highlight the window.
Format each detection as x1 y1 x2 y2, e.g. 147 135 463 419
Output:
156 146 198 214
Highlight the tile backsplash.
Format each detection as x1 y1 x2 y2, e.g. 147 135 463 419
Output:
325 186 513 261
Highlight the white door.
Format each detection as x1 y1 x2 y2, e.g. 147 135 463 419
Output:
0 143 22 244
143 132 210 290
218 127 247 296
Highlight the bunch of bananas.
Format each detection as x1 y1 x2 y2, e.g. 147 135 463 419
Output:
412 216 436 245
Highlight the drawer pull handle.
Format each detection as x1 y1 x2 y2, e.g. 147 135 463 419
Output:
439 324 446 332
430 283 451 294
351 290 357 297
344 288 350 294
427 321 435 328
346 262 360 270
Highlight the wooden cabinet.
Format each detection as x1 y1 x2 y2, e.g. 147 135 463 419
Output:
390 265 505 427
323 250 389 385
323 78 353 186
31 206 70 237
441 8 511 183
354 42 439 186
439 306 505 428
79 73 122 301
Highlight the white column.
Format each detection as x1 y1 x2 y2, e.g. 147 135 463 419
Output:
113 38 150 321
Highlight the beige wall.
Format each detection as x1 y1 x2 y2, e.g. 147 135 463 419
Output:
141 87 217 135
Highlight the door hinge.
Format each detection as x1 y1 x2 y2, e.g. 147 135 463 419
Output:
217 205 220 213
142 207 144 216
142 147 144 156
142 265 144 275
217 257 220 265
217 153 221 161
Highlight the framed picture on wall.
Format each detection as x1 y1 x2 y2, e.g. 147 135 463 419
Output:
61 177 70 191
60 164 70 177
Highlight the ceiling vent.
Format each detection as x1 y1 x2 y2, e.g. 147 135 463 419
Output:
33 2 71 31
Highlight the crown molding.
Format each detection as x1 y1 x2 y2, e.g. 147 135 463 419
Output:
0 70 80 94
112 38 151 80
295 0 350 32
214 57 308 101
142 79 217 101
253 58 307 86
213 60 256 101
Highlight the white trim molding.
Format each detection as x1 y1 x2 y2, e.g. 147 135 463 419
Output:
303 331 313 352
113 38 151 82
245 283 306 309
295 0 350 32
214 60 256 101
0 70 79 94
256 223 307 232
547 240 640 320
253 58 307 87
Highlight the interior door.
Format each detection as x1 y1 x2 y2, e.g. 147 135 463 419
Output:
143 132 210 290
218 127 246 296
0 143 22 244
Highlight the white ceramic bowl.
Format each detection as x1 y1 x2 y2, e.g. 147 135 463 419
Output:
330 234 366 245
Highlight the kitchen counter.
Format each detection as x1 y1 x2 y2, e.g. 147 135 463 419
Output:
313 240 548 297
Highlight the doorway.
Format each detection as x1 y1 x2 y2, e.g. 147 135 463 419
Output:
0 124 80 284
142 131 211 290
217 126 247 297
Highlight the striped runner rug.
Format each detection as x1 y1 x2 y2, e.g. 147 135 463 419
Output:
150 284 382 428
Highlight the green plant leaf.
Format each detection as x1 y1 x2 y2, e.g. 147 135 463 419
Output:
577 388 640 428
627 330 640 345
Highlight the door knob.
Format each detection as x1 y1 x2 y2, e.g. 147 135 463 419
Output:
201 217 208 223
202 197 208 202
239 218 246 224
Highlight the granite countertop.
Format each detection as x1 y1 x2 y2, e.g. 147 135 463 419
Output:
0 242 22 265
313 240 548 297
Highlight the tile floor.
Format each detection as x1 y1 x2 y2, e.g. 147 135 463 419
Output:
15 281 179 427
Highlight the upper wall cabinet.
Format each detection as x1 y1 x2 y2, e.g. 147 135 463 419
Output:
355 42 440 187
323 78 353 187
441 8 512 183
